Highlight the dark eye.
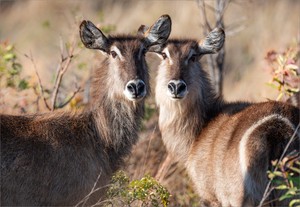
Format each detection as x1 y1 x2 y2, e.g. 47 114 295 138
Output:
142 48 147 55
189 55 197 62
110 51 117 58
161 52 167 60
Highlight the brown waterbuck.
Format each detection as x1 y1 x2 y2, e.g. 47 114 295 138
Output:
0 15 171 206
150 27 300 206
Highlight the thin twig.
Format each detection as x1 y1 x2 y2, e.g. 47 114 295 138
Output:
24 51 51 111
140 125 157 177
75 171 103 207
155 154 174 183
57 85 82 109
51 40 75 111
32 86 41 112
198 0 212 32
258 123 300 207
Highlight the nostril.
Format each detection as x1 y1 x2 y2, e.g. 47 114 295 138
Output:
127 83 136 95
177 82 187 94
168 82 176 94
137 82 145 94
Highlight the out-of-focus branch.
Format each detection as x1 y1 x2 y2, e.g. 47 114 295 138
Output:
57 85 82 109
51 39 76 111
198 0 212 32
24 51 51 111
155 154 173 182
197 0 231 94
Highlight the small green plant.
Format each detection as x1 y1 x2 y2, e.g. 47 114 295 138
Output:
0 41 29 90
265 42 300 101
105 171 170 207
267 151 300 206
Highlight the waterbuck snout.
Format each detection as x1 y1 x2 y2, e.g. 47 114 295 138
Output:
124 79 146 101
167 80 187 99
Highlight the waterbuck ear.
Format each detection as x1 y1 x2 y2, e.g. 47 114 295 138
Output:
198 28 225 54
79 20 109 52
142 14 172 48
137 25 150 36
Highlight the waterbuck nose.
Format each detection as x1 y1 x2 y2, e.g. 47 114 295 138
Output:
167 80 187 99
124 79 146 101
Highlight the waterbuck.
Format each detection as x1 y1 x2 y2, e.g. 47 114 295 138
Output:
151 28 300 206
0 15 171 206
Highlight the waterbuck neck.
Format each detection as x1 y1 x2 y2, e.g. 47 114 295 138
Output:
156 62 223 162
88 92 144 170
88 65 146 170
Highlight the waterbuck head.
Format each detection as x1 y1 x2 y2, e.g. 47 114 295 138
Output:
154 28 225 107
80 15 171 102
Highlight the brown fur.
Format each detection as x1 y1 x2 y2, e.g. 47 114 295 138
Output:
0 14 172 206
155 31 300 206
0 38 146 206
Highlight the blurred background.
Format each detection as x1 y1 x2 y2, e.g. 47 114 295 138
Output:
0 0 299 205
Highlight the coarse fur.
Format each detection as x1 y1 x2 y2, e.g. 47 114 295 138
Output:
154 28 300 206
0 15 171 206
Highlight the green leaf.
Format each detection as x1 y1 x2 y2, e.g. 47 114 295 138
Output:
266 82 279 90
77 62 87 70
5 44 14 51
286 64 299 70
3 53 16 61
276 92 284 101
42 20 51 28
276 184 288 190
289 199 300 207
279 193 293 201
18 79 29 90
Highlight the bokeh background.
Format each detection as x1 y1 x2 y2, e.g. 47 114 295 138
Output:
1 0 299 205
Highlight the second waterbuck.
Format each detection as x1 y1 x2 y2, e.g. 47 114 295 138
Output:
153 28 300 206
0 15 171 206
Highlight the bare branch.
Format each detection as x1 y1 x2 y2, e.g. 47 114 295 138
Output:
197 0 212 33
51 40 76 111
75 171 103 207
57 85 82 109
32 86 41 112
155 154 174 182
197 0 232 94
24 51 51 111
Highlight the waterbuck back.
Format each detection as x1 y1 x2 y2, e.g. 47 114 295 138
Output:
154 28 300 206
0 15 171 206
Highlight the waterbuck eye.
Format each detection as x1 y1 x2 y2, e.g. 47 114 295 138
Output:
142 48 147 55
161 52 167 60
110 51 117 58
189 55 197 62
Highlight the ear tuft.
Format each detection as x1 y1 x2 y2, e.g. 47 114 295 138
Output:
79 20 109 52
198 28 225 54
137 25 149 36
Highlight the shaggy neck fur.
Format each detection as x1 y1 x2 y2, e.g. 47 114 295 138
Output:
156 61 223 162
88 59 146 171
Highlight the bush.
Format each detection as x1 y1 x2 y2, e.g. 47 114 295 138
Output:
105 171 170 207
0 41 29 90
267 151 300 206
265 41 300 101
